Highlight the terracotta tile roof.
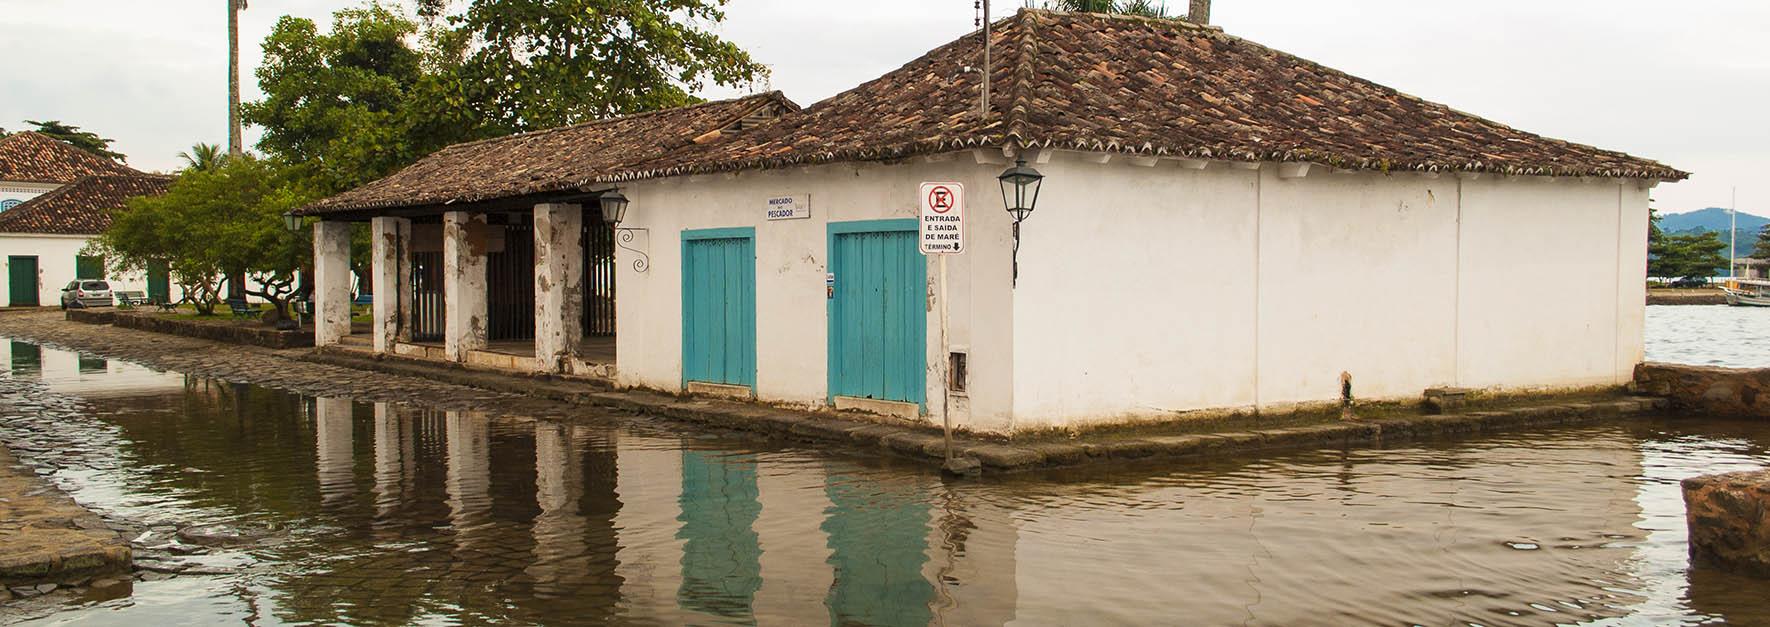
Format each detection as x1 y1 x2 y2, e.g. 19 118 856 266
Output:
303 9 1684 215
604 9 1686 184
300 93 800 214
0 131 140 185
0 174 171 235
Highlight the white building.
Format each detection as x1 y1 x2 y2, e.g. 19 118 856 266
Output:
0 131 174 307
298 10 1686 433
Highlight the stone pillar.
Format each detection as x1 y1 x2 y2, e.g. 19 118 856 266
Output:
534 203 584 373
443 211 489 362
1683 469 1770 578
313 220 353 346
370 216 411 353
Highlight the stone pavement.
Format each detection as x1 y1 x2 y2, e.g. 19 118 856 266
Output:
0 444 130 594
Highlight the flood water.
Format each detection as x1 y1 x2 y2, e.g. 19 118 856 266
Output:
1644 305 1770 368
0 305 1766 625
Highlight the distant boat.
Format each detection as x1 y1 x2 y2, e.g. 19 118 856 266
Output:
1721 279 1770 307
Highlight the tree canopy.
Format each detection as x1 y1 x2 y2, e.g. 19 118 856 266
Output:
243 0 766 196
1648 208 1730 280
24 120 126 163
1753 224 1770 260
89 156 314 317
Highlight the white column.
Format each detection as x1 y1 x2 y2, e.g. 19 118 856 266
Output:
313 220 353 346
534 203 584 373
370 216 411 353
443 211 489 362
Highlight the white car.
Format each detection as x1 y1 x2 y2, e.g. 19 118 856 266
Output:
59 280 113 309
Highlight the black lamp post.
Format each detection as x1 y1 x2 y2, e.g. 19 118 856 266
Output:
278 211 302 329
997 158 1043 285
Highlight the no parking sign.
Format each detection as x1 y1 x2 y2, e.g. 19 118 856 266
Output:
918 182 964 255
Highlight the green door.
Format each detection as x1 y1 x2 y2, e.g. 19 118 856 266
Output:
147 260 171 303
827 220 926 408
681 228 756 389
7 256 38 307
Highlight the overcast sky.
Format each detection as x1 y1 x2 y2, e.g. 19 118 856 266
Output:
2 0 1763 214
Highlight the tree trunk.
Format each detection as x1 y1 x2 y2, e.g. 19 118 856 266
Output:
228 0 244 156
1188 0 1211 24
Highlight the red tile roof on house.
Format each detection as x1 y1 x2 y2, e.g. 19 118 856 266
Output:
301 9 1684 216
0 174 171 235
0 131 140 185
300 93 799 214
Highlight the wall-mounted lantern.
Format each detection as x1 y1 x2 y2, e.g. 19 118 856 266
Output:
598 188 648 273
282 211 301 233
598 189 630 227
997 159 1043 285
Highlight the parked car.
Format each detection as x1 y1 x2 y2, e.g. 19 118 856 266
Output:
1668 276 1711 289
59 280 113 309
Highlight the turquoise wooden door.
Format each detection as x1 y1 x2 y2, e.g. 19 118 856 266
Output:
828 220 925 408
681 228 756 389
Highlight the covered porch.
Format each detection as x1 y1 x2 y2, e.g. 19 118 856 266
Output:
311 199 621 378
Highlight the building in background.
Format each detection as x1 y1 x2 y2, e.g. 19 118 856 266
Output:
0 132 164 307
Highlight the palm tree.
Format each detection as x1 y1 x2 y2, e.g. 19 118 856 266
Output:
1045 0 1174 18
178 143 227 172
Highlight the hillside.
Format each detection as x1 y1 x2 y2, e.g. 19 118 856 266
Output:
1660 207 1767 262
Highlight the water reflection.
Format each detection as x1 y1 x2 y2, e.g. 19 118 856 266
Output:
0 340 1768 625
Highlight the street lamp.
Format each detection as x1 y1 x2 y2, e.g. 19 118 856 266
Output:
281 211 301 232
598 189 629 226
997 159 1043 286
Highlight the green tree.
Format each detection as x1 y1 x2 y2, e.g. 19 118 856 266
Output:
24 120 126 162
242 4 450 195
1753 224 1770 260
90 156 315 319
420 0 767 132
1046 0 1174 17
177 143 227 172
1649 230 1729 281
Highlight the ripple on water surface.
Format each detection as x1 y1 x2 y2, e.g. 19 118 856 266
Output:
0 336 1768 625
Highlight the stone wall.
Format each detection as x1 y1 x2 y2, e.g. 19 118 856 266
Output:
1683 469 1770 578
66 310 313 350
1634 362 1770 418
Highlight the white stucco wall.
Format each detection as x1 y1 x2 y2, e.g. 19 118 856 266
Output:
0 234 187 307
614 158 1018 432
1008 153 1653 428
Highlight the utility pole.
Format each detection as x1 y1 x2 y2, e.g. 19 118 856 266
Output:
228 0 247 157
981 0 991 121
1189 0 1211 24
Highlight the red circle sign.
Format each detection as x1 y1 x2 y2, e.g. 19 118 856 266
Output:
926 186 955 214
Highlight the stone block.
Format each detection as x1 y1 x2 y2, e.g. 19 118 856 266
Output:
1422 387 1472 414
1683 469 1770 578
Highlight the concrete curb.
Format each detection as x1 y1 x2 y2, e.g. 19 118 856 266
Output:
298 348 1670 474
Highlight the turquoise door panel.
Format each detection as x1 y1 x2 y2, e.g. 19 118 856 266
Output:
827 220 925 408
682 229 756 388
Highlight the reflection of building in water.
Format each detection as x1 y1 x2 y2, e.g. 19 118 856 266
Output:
523 423 623 621
926 488 1019 626
823 471 935 627
371 403 419 524
675 451 763 620
444 410 492 548
0 341 184 396
752 459 835 624
612 439 688 613
314 397 356 505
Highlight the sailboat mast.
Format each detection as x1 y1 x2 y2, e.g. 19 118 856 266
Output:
1731 186 1738 280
